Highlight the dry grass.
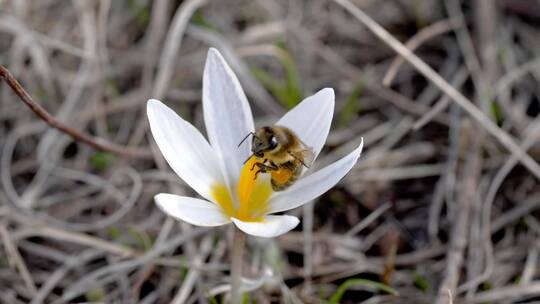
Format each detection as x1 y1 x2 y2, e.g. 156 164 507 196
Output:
1 0 540 303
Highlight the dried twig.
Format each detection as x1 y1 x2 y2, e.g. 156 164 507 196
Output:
383 18 460 86
333 0 540 181
0 65 152 159
471 281 540 303
436 120 481 303
413 67 468 130
0 224 37 296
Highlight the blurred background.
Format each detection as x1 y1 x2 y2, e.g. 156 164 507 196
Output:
1 0 540 303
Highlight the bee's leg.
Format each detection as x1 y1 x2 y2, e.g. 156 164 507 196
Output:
266 161 279 171
250 158 268 171
252 162 277 180
252 164 266 180
255 162 278 171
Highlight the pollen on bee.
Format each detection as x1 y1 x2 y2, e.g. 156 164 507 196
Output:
271 168 293 185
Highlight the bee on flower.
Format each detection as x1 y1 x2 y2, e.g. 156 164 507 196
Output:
240 125 314 191
147 48 363 238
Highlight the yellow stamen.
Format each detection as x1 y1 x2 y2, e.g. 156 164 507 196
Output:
237 157 258 217
210 156 273 222
210 183 235 217
236 156 272 221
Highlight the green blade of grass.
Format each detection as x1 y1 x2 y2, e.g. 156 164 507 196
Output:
251 46 302 109
338 82 364 127
191 10 220 32
490 100 503 126
88 152 115 172
279 48 303 107
327 278 398 304
413 272 431 293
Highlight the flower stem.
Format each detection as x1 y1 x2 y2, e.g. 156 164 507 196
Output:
231 227 246 303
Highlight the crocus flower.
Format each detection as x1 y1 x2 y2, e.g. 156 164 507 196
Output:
147 48 363 238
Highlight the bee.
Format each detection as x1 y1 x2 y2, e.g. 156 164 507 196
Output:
239 126 314 191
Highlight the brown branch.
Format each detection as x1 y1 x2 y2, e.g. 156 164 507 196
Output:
0 65 153 159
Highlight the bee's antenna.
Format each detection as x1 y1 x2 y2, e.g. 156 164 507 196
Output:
237 132 255 147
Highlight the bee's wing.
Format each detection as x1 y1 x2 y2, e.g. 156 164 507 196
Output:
292 146 315 168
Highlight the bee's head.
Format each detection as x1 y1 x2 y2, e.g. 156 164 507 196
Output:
251 126 278 157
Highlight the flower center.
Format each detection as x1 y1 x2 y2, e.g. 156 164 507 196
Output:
211 156 272 222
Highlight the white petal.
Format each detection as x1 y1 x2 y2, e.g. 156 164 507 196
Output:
276 88 334 160
203 48 254 188
231 215 299 238
147 99 225 202
268 139 363 214
155 193 230 227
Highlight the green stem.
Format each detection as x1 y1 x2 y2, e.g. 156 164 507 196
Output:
230 227 246 303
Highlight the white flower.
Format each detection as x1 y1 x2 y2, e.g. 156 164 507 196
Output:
147 48 363 238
